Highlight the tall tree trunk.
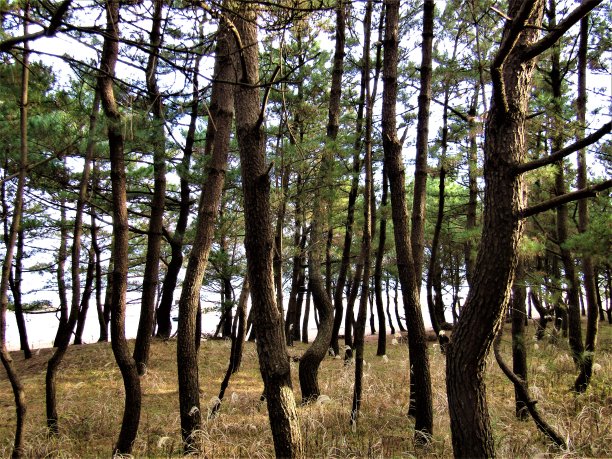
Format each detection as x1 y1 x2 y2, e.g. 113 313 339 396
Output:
155 38 202 339
465 89 480 287
444 0 603 455
351 0 373 424
98 2 141 453
410 0 434 292
0 7 30 453
385 276 395 335
381 0 433 441
176 14 235 451
91 164 106 343
74 246 96 345
234 6 303 457
300 0 346 403
54 199 69 346
573 10 598 392
548 0 584 366
134 0 167 375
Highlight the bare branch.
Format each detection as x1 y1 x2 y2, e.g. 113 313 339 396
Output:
515 121 611 175
518 180 612 219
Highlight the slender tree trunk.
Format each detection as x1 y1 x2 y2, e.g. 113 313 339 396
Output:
300 0 346 403
210 275 250 418
511 259 529 419
176 15 235 451
74 246 96 345
54 200 69 346
134 0 167 375
351 0 373 424
410 0 434 292
235 6 303 457
394 279 405 332
0 8 30 452
385 276 395 335
98 2 141 453
91 166 106 343
10 228 30 358
302 288 311 344
574 10 598 392
382 0 433 441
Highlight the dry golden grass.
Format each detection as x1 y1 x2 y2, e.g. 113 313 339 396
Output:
0 322 610 458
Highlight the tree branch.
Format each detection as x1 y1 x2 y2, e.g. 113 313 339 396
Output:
515 121 611 174
518 180 612 219
520 0 603 62
0 0 72 52
493 330 567 449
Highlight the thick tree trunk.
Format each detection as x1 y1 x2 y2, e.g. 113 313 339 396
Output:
98 2 141 453
176 15 235 451
446 0 546 455
234 6 303 457
134 0 167 375
382 0 433 441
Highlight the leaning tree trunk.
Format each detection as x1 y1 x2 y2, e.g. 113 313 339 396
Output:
133 0 167 375
98 2 141 454
381 0 433 442
445 0 604 455
234 5 303 457
300 0 346 403
0 7 30 455
176 14 236 451
511 259 529 419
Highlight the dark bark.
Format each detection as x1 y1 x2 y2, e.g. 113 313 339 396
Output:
530 290 552 340
91 170 106 343
574 10 598 392
176 15 235 451
300 0 345 403
511 260 528 420
446 0 545 455
494 330 566 448
133 0 167 375
155 47 201 339
393 278 405 332
382 0 433 441
410 0 434 292
74 246 96 345
0 9 30 454
234 6 303 457
302 288 311 344
98 2 141 453
385 276 395 335
10 228 30 358
54 201 68 347
465 91 479 287
209 276 250 419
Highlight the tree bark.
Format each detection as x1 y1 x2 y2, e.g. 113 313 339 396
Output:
511 259 529 419
176 13 235 451
234 5 303 457
381 0 433 442
300 0 346 403
0 6 30 454
98 2 141 453
133 0 167 375
446 0 546 455
410 0 434 292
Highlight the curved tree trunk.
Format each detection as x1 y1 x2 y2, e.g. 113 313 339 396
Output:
133 0 167 375
235 5 303 457
176 13 236 451
98 2 141 453
0 7 30 454
300 0 346 403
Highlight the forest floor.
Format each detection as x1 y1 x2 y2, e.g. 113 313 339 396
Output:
0 321 611 458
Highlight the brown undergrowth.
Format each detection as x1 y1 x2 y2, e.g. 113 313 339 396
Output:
0 322 610 457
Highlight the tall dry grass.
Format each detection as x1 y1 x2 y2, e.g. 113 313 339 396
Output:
0 322 610 457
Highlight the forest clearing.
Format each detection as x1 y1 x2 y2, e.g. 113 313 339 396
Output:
1 323 611 458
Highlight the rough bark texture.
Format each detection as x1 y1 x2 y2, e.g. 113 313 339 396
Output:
98 2 141 454
234 6 303 457
300 0 345 402
176 16 235 451
446 0 544 455
134 0 167 374
410 0 434 291
381 0 433 441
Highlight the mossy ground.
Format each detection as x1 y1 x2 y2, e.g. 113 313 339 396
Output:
1 321 610 457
